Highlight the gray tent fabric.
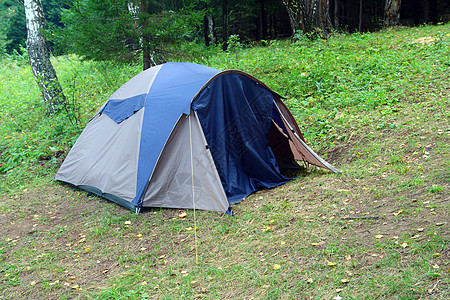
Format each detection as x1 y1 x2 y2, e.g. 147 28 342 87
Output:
142 111 229 212
55 108 144 201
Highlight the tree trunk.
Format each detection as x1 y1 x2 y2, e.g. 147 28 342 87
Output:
385 0 401 27
208 15 216 44
334 0 339 30
139 0 151 70
203 14 210 46
358 0 362 32
222 0 228 50
282 0 303 35
24 0 66 114
282 0 332 36
258 0 267 40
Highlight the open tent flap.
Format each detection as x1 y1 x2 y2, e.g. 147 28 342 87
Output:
273 98 340 174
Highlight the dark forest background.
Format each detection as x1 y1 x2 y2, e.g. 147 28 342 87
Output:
1 0 449 59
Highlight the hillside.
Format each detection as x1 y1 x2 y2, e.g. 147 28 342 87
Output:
0 24 449 299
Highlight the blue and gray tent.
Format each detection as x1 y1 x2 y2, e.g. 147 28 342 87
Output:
55 62 339 214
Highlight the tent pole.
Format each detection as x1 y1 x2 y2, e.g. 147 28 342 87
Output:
189 114 199 265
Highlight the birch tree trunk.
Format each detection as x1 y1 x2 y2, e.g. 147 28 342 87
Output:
24 0 66 114
385 0 401 27
282 0 332 36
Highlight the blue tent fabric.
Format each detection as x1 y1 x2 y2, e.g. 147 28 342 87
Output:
100 94 147 123
132 62 221 207
192 73 288 204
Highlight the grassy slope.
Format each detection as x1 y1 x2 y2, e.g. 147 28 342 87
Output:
0 25 449 299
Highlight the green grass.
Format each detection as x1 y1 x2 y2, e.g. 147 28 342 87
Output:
1 24 449 299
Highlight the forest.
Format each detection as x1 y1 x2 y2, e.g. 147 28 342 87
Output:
2 0 450 61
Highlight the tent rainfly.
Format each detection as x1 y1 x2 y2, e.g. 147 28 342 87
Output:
55 62 339 214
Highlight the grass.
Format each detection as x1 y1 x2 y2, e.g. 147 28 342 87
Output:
0 24 449 299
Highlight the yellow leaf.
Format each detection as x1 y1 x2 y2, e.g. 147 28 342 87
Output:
85 248 90 252
264 226 271 232
401 242 408 248
375 234 384 239
186 227 193 231
280 241 286 245
273 264 281 270
179 212 187 218
71 284 80 290
140 247 147 251
141 281 147 285
433 253 440 257
30 281 37 286
327 261 337 266
124 221 131 225
102 270 108 274
345 255 352 260
341 279 349 284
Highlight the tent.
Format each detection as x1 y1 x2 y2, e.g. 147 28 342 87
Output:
55 62 338 214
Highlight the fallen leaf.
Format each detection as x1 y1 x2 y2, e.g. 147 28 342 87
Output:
264 226 272 232
341 279 349 284
417 228 424 232
393 209 403 216
124 221 131 225
136 234 142 238
401 242 408 248
179 212 187 218
71 284 80 290
432 264 439 269
306 278 314 284
327 261 337 266
30 281 37 286
140 247 147 251
333 296 343 300
375 234 384 239
280 241 286 245
345 255 352 260
273 264 281 270
141 281 147 285
49 280 59 286
102 270 108 274
435 223 443 226
186 227 193 231
433 253 440 257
